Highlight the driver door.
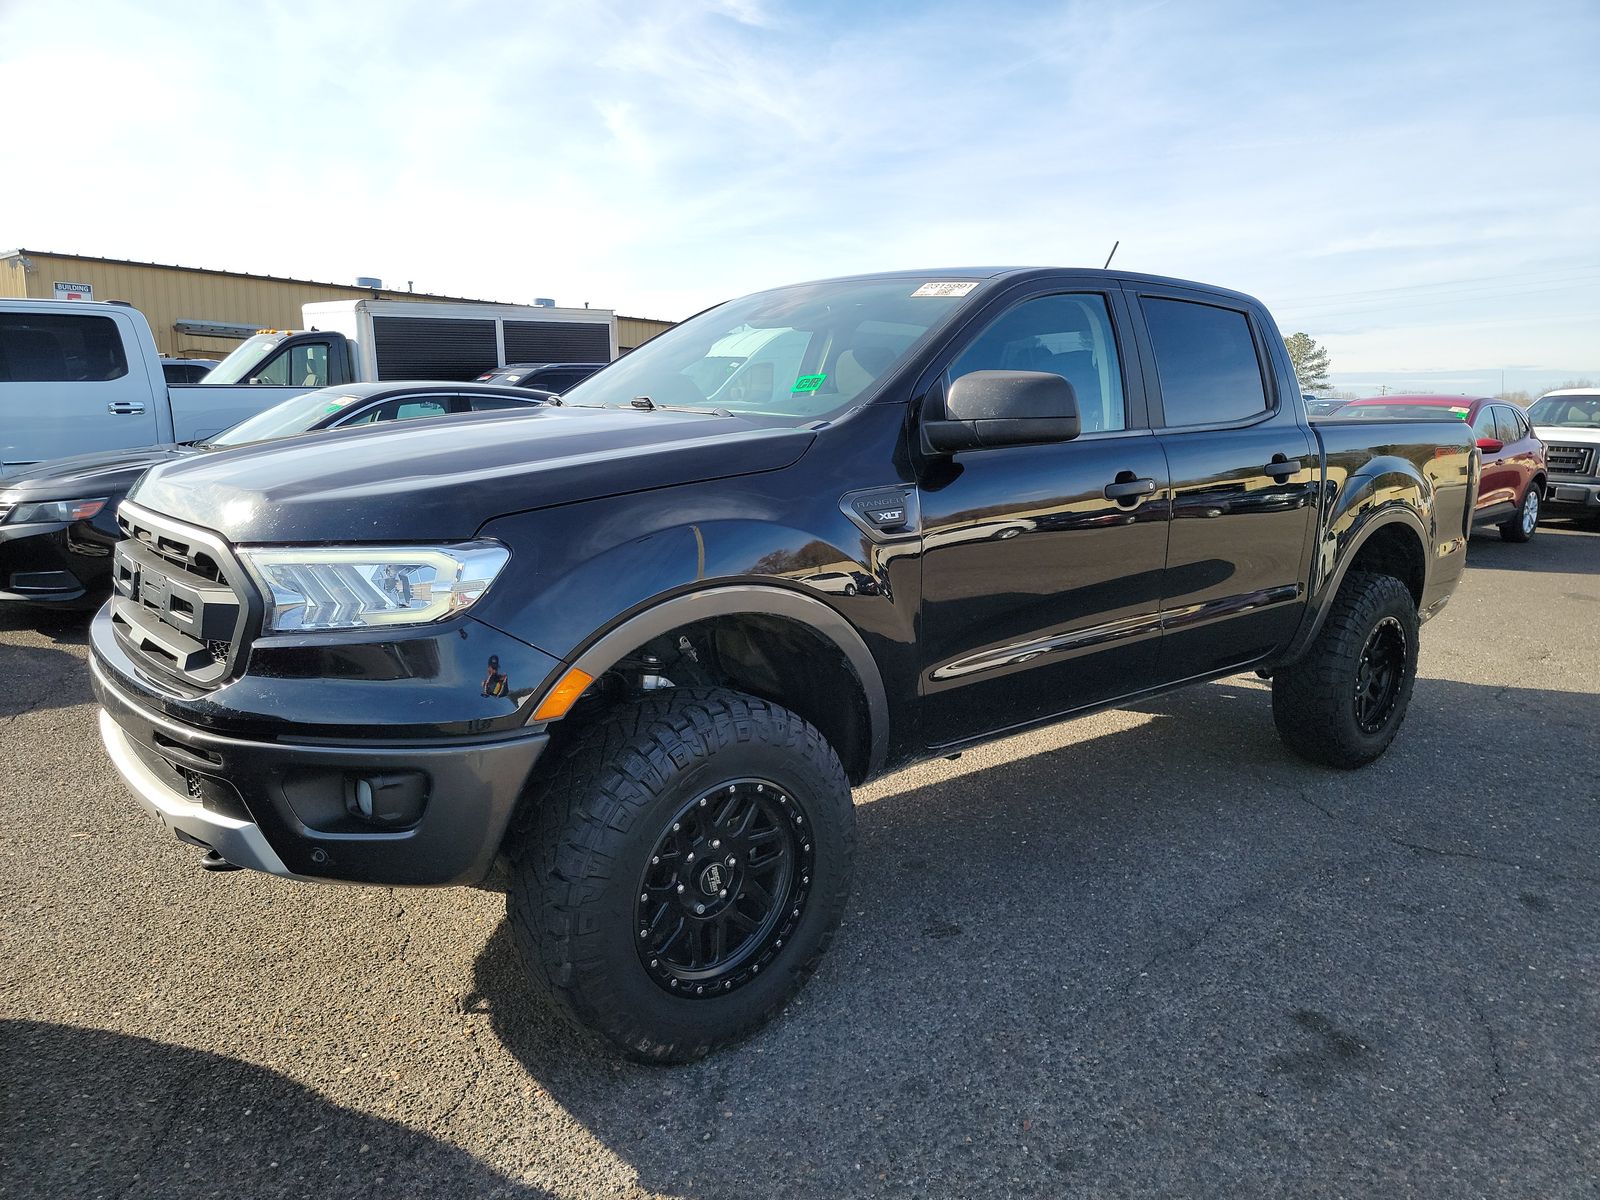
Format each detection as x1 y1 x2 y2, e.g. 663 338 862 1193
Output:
917 286 1171 748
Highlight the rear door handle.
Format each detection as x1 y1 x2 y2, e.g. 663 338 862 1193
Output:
1103 476 1157 501
1264 456 1303 479
107 402 146 415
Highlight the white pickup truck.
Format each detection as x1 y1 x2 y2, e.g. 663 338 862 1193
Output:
2 297 620 476
0 299 312 476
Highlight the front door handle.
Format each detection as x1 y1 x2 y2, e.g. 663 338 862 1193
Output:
1103 476 1157 501
107 402 146 415
1264 455 1303 479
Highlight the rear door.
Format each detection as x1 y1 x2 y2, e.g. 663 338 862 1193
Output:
0 308 160 472
1471 403 1515 511
1494 405 1541 506
1128 286 1318 678
917 282 1171 747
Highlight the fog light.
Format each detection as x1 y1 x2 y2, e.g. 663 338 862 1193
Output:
344 771 427 826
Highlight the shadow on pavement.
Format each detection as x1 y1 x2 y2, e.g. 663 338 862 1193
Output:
1465 521 1600 575
467 676 1600 1197
0 1020 552 1200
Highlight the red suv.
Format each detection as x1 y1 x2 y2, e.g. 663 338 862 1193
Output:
1336 394 1547 542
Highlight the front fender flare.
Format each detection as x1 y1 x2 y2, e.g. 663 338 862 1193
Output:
542 584 891 776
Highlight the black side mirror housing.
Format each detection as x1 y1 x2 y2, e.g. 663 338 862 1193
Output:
921 371 1081 454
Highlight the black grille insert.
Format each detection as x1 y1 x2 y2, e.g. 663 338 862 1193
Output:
112 504 254 689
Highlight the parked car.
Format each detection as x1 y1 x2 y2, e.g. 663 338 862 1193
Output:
92 267 1473 1063
1528 388 1600 525
1305 397 1348 417
1335 394 1546 542
159 358 220 385
0 299 319 475
0 381 551 606
475 361 608 392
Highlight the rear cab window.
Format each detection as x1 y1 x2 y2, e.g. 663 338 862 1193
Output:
1140 297 1269 427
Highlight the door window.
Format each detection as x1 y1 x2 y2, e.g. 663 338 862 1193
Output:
465 394 533 412
288 342 329 387
1494 406 1526 444
1471 407 1498 443
335 396 451 426
0 313 129 382
1141 298 1268 427
949 293 1127 432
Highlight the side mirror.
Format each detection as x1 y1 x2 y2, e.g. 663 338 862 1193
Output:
1476 436 1504 453
921 371 1081 454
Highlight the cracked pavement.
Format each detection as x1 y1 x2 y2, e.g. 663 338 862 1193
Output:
2 522 1597 1198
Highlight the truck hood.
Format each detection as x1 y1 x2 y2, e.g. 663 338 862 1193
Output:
128 406 817 543
1534 425 1600 446
0 444 197 499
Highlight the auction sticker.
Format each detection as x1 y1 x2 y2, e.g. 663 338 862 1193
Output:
911 281 978 298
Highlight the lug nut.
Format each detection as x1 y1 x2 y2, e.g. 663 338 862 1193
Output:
677 884 686 894
651 855 660 865
727 857 737 867
699 797 707 807
718 888 727 898
695 904 706 915
640 929 648 938
711 839 721 849
640 893 649 902
687 852 696 863
672 822 680 832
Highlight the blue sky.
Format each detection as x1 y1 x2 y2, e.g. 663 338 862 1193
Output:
2 0 1595 389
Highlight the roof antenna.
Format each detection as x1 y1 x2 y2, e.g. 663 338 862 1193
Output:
1102 240 1120 270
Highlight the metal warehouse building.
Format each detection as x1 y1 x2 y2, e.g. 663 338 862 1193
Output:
0 249 674 360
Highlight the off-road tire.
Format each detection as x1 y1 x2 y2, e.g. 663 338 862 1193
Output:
506 687 855 1063
1499 483 1541 543
1272 572 1420 769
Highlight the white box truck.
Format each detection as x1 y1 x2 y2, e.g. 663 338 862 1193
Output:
203 299 617 388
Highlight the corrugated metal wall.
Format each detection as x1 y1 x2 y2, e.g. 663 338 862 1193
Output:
1 251 676 359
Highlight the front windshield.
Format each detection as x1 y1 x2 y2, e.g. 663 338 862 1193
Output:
202 334 286 385
1529 394 1600 428
558 276 979 424
208 388 366 446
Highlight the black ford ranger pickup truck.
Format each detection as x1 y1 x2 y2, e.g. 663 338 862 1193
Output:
91 268 1475 1061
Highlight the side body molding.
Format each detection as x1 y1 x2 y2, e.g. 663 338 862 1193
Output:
549 585 892 777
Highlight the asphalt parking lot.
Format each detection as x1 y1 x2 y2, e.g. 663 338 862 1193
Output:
2 522 1597 1199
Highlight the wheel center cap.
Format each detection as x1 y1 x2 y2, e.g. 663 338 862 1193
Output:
698 862 726 897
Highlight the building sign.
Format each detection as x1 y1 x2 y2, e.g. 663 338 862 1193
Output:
54 281 94 301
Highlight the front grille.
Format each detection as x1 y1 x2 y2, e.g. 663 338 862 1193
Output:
110 502 252 689
1547 444 1596 477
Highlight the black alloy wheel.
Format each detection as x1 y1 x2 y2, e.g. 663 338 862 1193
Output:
1352 616 1407 734
635 779 813 997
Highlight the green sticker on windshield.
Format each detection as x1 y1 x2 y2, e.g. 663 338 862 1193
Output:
1449 406 1470 419
791 373 826 394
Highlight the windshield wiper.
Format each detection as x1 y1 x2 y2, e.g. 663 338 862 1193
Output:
628 396 732 417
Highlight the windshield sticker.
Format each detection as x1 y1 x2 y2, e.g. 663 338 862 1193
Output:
912 281 978 298
1449 406 1470 418
791 373 827 394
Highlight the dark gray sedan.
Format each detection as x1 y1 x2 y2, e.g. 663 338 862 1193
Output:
0 381 554 607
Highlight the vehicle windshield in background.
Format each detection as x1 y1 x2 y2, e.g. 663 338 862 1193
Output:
202 333 285 384
205 389 366 446
558 276 978 425
1528 394 1600 428
1335 402 1473 420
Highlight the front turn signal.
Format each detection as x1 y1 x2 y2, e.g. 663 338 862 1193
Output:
534 667 594 721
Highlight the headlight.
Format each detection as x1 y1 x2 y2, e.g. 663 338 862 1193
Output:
239 542 510 633
5 497 107 524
